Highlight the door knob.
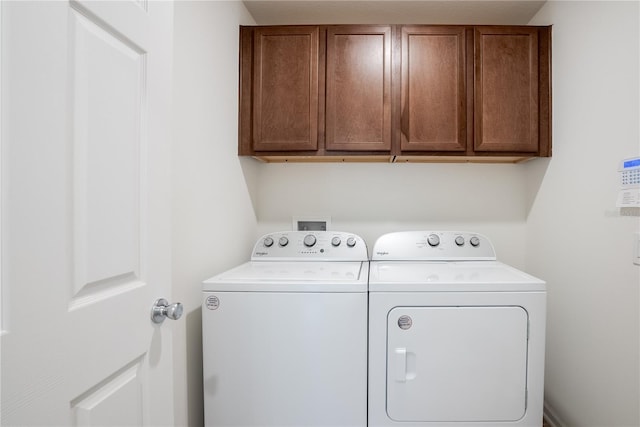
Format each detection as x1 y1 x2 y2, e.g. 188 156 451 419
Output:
151 298 184 324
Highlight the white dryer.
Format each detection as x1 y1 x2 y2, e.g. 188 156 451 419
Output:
202 231 368 427
368 231 546 427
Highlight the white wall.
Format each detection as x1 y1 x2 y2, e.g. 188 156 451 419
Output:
255 162 530 267
172 2 257 426
172 1 640 425
527 2 640 426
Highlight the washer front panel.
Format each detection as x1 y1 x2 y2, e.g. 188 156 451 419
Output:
203 291 367 427
386 306 528 422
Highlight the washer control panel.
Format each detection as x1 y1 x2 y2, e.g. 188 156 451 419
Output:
372 231 496 261
252 231 368 261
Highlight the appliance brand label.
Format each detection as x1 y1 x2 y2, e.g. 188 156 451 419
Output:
376 251 389 256
205 295 220 310
398 315 412 330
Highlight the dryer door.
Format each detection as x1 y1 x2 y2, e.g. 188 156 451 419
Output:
386 306 528 422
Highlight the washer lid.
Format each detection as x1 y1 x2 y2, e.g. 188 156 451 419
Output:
203 261 368 292
369 261 545 292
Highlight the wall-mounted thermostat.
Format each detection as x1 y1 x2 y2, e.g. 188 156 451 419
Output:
619 157 640 188
617 157 640 208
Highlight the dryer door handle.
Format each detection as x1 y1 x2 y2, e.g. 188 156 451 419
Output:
393 348 407 382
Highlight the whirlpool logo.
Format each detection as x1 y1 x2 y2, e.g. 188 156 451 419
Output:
376 251 389 256
255 251 268 256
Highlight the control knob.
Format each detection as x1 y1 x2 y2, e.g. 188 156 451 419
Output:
427 234 440 247
279 236 289 247
331 237 341 247
263 237 274 247
346 237 357 247
470 236 480 247
303 234 317 247
455 236 465 246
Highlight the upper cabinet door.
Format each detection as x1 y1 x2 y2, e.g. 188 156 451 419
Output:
474 27 539 153
252 26 319 151
400 26 467 152
326 26 392 151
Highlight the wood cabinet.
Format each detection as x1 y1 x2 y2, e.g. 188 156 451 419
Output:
244 26 319 152
474 27 545 154
239 25 391 158
326 26 391 151
239 25 551 162
399 26 468 152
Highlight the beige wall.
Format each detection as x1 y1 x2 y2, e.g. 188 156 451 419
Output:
173 1 640 426
172 2 257 426
255 162 530 268
527 2 640 426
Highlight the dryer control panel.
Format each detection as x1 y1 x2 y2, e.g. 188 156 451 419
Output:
372 231 496 261
252 231 368 261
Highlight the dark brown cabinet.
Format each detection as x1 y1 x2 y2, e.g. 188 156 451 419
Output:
243 26 319 152
399 26 468 152
239 25 551 162
239 25 392 158
326 26 392 152
474 27 550 155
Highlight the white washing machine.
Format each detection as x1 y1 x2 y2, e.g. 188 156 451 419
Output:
368 231 546 427
202 231 368 427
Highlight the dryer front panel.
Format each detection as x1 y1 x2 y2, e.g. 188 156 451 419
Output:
386 306 528 422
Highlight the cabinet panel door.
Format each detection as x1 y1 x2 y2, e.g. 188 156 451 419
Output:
253 27 319 151
401 26 466 152
326 26 391 151
475 27 539 152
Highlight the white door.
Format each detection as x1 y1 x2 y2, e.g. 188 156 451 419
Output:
1 1 175 425
386 306 528 422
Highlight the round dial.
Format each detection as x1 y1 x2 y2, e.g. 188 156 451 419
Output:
263 237 274 247
470 236 480 247
331 237 341 247
346 237 357 247
278 236 289 247
303 234 317 247
427 234 440 247
455 236 465 246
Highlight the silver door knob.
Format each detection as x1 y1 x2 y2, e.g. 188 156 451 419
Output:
151 298 183 324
